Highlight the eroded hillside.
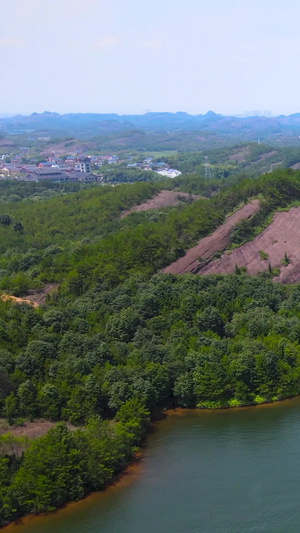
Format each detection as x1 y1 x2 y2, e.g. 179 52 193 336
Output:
163 200 260 274
200 206 300 284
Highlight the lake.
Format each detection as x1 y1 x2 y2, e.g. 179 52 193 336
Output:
6 397 300 533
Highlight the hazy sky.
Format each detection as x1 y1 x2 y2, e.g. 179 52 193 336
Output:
1 0 300 115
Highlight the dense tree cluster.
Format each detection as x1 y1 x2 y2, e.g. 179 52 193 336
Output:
0 401 149 525
0 179 88 203
0 181 164 294
101 166 160 184
1 273 300 423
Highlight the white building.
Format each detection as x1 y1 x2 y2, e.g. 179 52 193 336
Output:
78 158 92 173
156 169 182 179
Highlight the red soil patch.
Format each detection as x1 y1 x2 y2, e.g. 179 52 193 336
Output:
121 190 201 218
1 294 38 308
163 199 261 275
1 283 58 308
200 206 300 284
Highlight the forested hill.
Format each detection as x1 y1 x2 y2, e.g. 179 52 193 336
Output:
3 170 300 525
0 168 298 296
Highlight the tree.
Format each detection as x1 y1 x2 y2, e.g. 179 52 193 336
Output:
196 306 223 335
0 215 11 226
106 309 142 342
4 393 18 425
26 341 56 362
63 377 102 424
115 398 150 441
10 424 84 514
17 380 37 420
0 457 12 526
13 222 24 234
173 372 195 407
38 384 60 420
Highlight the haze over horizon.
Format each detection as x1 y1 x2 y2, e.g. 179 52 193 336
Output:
0 110 298 119
1 0 300 116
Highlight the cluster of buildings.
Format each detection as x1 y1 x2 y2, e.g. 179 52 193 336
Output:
51 154 120 169
0 150 182 183
0 155 101 183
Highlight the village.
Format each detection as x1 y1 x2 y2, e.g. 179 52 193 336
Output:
0 147 182 183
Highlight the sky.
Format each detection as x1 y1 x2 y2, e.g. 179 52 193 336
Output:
1 0 300 116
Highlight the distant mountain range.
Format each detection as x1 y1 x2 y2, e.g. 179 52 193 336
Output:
2 111 300 144
1 110 225 132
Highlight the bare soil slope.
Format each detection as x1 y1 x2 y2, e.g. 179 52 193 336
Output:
121 190 201 218
200 206 300 284
163 199 260 274
1 295 39 308
0 420 57 439
1 283 58 308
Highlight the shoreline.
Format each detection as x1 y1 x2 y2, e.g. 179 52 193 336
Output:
163 394 300 416
3 394 300 531
2 452 145 531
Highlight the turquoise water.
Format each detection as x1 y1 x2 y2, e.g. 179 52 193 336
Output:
7 398 300 533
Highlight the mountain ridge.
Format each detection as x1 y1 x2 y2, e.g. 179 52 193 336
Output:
2 110 300 144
